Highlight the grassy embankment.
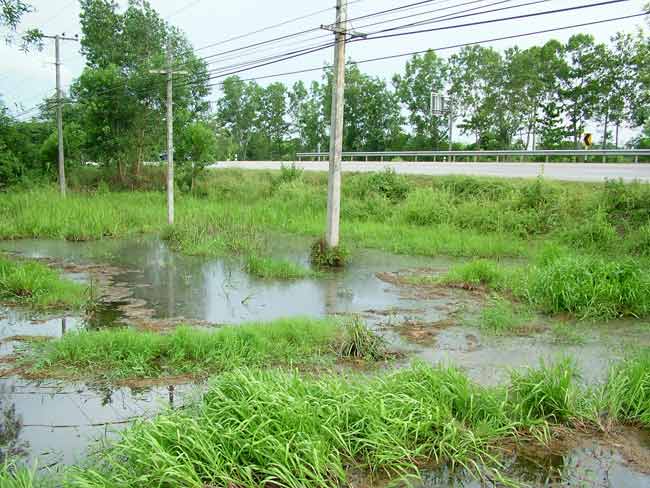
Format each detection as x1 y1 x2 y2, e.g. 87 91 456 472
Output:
2 351 650 488
1 168 649 314
21 317 385 381
0 256 88 310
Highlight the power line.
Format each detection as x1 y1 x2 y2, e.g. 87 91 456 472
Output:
200 11 646 91
360 0 634 40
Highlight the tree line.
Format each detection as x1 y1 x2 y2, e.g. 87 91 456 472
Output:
2 0 650 188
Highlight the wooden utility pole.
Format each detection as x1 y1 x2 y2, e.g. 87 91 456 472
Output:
151 42 187 225
43 34 78 197
322 0 364 249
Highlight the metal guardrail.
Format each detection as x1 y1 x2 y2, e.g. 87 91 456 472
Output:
296 150 650 163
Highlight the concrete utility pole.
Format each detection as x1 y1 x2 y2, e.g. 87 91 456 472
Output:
322 0 347 249
151 42 187 225
321 0 365 248
43 34 78 197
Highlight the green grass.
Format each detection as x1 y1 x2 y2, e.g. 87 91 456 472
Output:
2 171 650 317
244 255 314 280
63 364 520 487
4 352 650 487
600 349 650 426
25 317 385 380
529 256 650 320
479 298 533 335
0 461 42 488
0 256 88 309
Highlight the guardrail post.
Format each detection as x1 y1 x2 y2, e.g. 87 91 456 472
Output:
545 156 549 163
496 156 499 163
635 155 639 164
602 155 606 164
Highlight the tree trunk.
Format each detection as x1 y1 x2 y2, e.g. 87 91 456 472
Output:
615 123 620 148
602 111 609 149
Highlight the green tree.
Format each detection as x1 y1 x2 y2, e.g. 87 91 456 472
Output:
393 50 448 150
1 0 41 49
176 120 217 190
449 46 505 147
288 81 325 153
216 76 262 159
560 34 600 148
73 0 209 179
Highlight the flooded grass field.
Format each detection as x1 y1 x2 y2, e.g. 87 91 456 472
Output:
1 173 650 486
0 236 649 486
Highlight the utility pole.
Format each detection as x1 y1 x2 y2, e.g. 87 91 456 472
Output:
43 34 78 197
151 41 187 225
321 1 365 249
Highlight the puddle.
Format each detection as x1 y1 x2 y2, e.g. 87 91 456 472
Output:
352 430 650 487
0 376 198 466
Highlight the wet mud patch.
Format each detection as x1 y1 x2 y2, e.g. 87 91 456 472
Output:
386 319 456 346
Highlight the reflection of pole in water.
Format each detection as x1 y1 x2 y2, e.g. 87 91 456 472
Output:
61 317 67 336
167 253 176 318
323 277 338 315
168 385 175 408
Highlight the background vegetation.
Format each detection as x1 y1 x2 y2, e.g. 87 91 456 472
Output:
4 2 650 189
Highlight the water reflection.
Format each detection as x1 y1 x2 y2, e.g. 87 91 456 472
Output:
0 383 26 463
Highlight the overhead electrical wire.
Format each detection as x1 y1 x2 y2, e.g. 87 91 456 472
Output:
13 0 640 116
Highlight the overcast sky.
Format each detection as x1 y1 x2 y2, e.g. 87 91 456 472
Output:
1 0 648 139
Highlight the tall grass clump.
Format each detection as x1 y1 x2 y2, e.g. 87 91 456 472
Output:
347 169 411 202
601 349 650 426
0 461 40 488
67 364 516 487
509 359 580 424
0 256 87 309
339 316 387 360
29 318 345 379
438 259 508 290
529 256 650 319
244 255 314 280
479 298 532 335
0 189 164 241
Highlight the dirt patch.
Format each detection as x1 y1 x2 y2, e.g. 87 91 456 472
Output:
389 319 456 346
0 335 53 344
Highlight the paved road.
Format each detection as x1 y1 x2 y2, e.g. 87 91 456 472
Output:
212 161 650 183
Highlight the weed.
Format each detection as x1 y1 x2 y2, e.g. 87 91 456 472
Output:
0 256 87 309
338 316 387 360
560 209 617 250
272 163 303 189
244 255 314 280
0 461 41 488
310 238 349 268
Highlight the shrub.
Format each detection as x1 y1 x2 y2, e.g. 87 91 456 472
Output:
348 169 411 202
272 163 303 189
